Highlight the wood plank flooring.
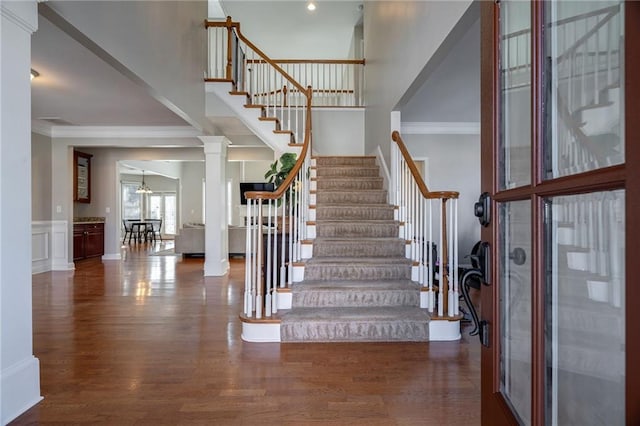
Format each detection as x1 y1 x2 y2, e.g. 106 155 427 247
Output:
13 242 480 425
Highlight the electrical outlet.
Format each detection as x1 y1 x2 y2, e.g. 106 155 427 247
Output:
56 205 62 213
105 207 110 213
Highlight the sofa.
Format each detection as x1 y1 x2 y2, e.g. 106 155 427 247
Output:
174 223 204 256
228 226 247 256
173 224 247 257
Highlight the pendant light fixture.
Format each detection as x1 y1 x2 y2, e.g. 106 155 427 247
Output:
135 170 153 194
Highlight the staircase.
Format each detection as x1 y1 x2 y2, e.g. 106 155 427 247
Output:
280 156 430 342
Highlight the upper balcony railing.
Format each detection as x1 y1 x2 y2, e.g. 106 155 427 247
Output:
206 18 365 108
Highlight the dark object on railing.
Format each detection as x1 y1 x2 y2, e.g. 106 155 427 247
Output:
240 183 274 205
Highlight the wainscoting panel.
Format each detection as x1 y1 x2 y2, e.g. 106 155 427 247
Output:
32 221 73 274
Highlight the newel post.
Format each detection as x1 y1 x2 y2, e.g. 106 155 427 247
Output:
225 16 233 81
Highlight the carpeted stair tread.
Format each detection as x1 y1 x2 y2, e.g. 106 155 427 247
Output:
312 238 406 258
315 205 395 220
315 190 388 204
316 167 380 177
292 280 421 308
315 177 383 190
294 279 419 291
306 256 412 265
314 156 377 166
280 307 430 342
315 221 400 238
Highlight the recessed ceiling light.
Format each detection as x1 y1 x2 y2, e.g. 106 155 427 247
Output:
307 2 316 11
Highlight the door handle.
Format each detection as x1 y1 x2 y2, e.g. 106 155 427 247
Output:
474 192 491 227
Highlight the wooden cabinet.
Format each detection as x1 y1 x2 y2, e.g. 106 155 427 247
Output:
74 151 92 203
73 223 104 260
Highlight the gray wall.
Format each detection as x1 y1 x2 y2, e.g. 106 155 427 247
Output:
363 1 473 160
312 109 364 155
31 132 52 221
46 1 212 133
180 161 205 225
404 133 480 258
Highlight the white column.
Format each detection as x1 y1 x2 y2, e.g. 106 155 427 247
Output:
0 1 43 423
200 136 230 276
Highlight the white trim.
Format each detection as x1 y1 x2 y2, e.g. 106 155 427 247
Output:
277 290 292 310
31 120 53 137
1 356 42 425
48 125 202 139
32 221 73 273
241 322 281 342
373 145 391 202
401 122 480 135
429 319 461 341
0 4 38 33
102 253 122 261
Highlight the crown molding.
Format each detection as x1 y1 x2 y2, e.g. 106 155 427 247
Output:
48 125 202 139
401 122 480 135
31 121 54 137
1 3 38 34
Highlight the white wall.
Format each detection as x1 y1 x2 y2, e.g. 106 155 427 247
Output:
180 161 205 225
312 109 364 156
404 133 480 258
31 132 52 221
1 1 42 423
363 1 473 160
45 1 213 134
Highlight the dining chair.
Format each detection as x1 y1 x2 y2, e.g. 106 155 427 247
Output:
122 220 133 244
144 219 163 242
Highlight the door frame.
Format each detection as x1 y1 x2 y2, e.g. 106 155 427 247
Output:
480 1 640 423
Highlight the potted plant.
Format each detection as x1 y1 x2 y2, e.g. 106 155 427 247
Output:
264 152 297 188
264 153 298 231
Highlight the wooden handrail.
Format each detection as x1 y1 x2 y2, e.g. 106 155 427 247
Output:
206 17 313 203
206 18 308 96
244 86 313 201
247 59 365 65
391 131 459 200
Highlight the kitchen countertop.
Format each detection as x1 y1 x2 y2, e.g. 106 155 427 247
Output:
73 217 105 224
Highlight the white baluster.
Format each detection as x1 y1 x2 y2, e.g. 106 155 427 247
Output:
280 195 286 288
265 201 272 317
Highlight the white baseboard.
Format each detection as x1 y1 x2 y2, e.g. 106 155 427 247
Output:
1 356 42 424
241 322 281 342
429 319 461 341
102 253 122 261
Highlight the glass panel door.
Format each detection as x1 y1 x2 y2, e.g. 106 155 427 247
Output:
164 194 177 235
544 190 625 425
499 201 532 425
481 1 635 423
543 2 624 178
147 193 177 235
500 0 531 190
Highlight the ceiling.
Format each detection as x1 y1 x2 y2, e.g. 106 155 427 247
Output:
220 0 363 59
31 14 189 130
30 1 363 142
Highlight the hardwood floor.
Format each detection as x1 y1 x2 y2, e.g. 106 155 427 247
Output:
14 242 480 425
